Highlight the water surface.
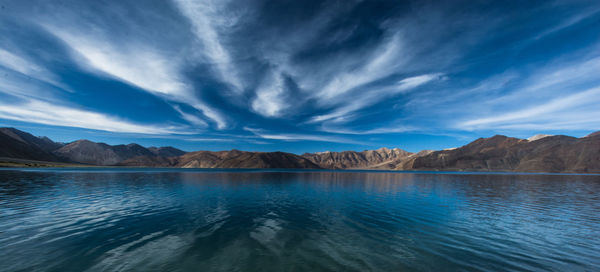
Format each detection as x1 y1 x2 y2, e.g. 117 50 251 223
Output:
1 169 599 271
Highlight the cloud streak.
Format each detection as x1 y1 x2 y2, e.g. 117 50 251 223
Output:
0 99 184 134
173 0 243 93
42 23 228 129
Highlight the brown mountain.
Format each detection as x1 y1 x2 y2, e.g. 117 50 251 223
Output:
0 127 64 161
2 127 600 172
148 146 186 157
406 134 600 173
54 140 180 166
120 150 321 169
302 147 412 169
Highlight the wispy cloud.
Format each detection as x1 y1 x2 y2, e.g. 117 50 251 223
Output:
244 127 364 144
43 24 228 129
317 34 405 101
184 137 234 142
173 0 243 93
50 29 186 97
310 73 441 123
320 125 416 135
458 86 600 130
251 71 287 117
533 8 600 40
0 48 68 91
0 99 184 134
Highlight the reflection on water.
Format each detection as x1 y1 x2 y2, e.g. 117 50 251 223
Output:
0 169 599 271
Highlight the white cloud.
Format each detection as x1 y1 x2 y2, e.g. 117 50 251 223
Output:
173 0 243 93
458 86 600 130
0 99 184 134
44 25 228 129
251 71 287 117
0 48 68 91
184 137 234 142
49 29 186 97
317 34 405 101
244 127 363 144
173 105 207 127
320 125 416 135
310 73 440 123
0 49 46 78
533 8 600 40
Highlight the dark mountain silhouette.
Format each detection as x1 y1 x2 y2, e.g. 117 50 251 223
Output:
0 128 64 161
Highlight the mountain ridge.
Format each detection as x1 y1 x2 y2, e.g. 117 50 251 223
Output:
1 127 598 173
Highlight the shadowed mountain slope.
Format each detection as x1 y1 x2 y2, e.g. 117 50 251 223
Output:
0 128 64 161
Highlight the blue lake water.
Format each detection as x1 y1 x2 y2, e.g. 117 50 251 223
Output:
0 168 599 271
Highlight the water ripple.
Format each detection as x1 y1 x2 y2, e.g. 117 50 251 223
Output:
0 169 599 271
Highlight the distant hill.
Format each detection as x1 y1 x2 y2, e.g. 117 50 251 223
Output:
120 150 321 169
407 134 600 173
0 128 64 161
1 127 599 173
148 146 186 157
302 147 412 169
54 140 158 165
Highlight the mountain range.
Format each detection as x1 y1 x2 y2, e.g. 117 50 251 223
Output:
1 127 598 173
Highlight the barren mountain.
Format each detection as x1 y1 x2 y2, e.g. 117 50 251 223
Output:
302 147 412 169
54 140 179 166
2 127 599 172
407 134 600 173
148 146 186 157
0 128 64 161
121 149 321 169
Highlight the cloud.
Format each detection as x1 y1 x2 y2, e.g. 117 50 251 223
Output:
184 137 234 142
533 7 600 40
0 49 48 80
0 48 68 91
316 34 405 101
0 99 185 134
310 73 440 123
320 125 416 135
172 0 243 93
244 127 363 144
173 105 207 127
43 24 228 129
251 71 287 117
50 29 186 97
458 86 600 130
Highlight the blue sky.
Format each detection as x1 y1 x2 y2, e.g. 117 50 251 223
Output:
0 0 599 154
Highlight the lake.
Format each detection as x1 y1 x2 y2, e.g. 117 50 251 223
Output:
0 169 599 271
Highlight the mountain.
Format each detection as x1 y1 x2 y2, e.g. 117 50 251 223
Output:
54 140 180 166
1 127 600 172
121 150 321 169
148 146 186 157
407 134 600 173
302 147 412 169
0 127 64 161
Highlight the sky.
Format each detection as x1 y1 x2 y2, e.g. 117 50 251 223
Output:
0 0 599 154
